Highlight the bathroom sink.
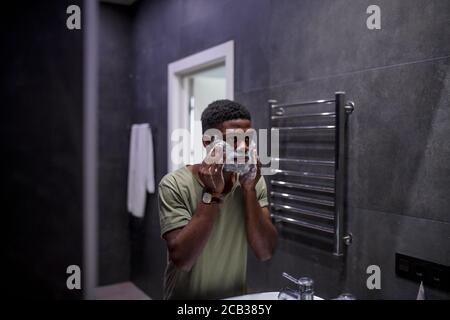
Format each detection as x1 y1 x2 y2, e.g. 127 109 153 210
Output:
224 291 323 300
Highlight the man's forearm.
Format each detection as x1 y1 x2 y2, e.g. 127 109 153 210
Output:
243 189 278 261
166 202 220 271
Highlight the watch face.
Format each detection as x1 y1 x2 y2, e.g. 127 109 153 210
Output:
202 192 212 203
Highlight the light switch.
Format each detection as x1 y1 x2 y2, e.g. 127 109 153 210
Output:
395 253 450 292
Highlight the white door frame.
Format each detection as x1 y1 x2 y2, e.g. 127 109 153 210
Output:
167 40 234 173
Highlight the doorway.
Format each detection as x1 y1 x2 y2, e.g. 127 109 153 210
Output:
185 64 226 164
167 41 234 172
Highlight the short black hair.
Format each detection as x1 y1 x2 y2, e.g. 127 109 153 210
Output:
201 99 251 133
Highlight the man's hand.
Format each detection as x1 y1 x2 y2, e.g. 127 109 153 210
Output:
239 150 261 192
198 143 225 195
238 149 277 261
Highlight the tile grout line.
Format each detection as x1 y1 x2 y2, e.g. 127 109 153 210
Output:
348 205 450 226
236 55 450 95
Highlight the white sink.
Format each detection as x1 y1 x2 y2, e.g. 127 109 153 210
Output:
224 291 323 300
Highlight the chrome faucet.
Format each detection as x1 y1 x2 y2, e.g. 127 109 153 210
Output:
278 272 314 300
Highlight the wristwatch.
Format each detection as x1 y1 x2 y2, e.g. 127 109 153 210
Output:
202 189 223 205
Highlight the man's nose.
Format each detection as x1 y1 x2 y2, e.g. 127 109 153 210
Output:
235 139 248 153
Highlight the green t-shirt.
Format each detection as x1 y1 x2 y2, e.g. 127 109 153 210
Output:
158 165 269 300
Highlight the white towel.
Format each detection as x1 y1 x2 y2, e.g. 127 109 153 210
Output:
127 124 155 218
127 124 138 215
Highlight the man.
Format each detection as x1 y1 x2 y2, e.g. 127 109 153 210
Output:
158 100 278 300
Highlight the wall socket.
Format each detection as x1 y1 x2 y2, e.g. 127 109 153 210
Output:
395 253 450 292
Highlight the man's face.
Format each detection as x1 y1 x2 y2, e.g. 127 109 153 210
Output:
203 118 253 164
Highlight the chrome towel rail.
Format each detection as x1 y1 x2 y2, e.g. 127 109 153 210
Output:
271 99 335 109
270 191 335 207
270 180 335 194
272 158 335 167
271 214 335 234
270 203 334 220
271 111 336 120
271 169 335 180
268 92 354 256
272 125 335 131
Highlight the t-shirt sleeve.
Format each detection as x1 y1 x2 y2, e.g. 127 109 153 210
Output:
158 180 192 238
256 176 269 208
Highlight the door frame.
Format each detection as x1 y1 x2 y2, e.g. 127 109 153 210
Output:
167 40 234 173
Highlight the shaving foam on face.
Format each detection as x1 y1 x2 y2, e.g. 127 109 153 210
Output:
206 132 257 177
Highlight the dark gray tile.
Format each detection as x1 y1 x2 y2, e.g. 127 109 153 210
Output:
177 0 271 93
98 163 131 285
131 219 167 300
236 39 271 93
180 0 234 27
227 0 271 93
403 64 450 222
345 207 450 299
235 88 271 130
133 0 182 50
99 4 134 108
178 18 236 61
269 58 450 223
99 108 132 164
3 0 83 299
247 225 346 299
249 206 450 300
98 3 136 286
269 0 450 86
134 42 170 112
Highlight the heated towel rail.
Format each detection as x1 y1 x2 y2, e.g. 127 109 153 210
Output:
268 92 354 256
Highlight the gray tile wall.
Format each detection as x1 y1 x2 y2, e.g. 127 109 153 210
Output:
257 0 450 300
98 3 135 285
101 0 450 299
2 0 84 299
